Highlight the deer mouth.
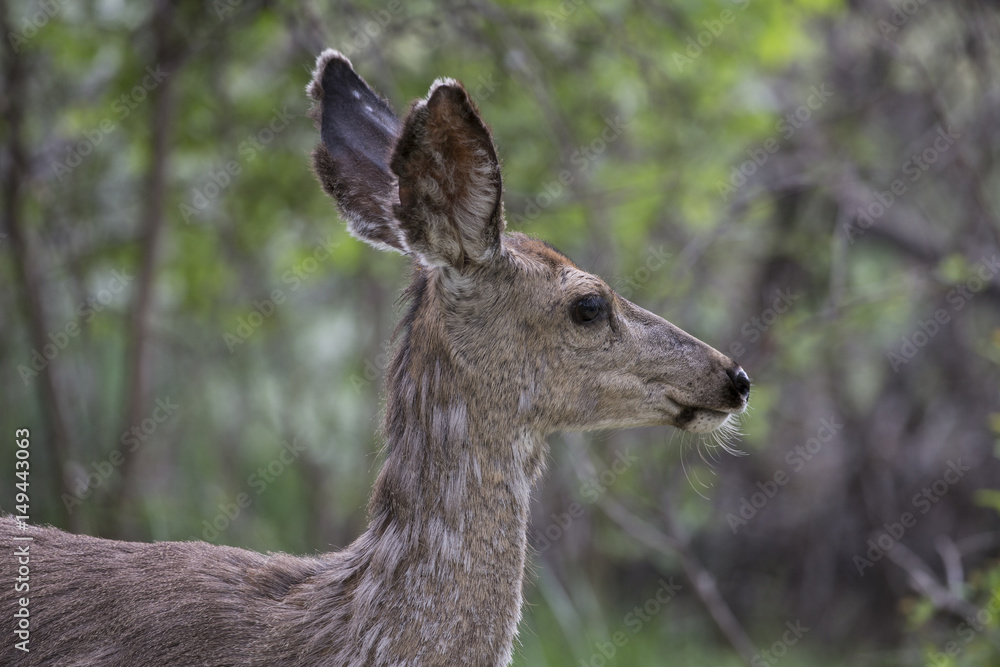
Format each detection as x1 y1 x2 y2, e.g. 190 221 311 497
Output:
673 404 736 433
656 366 749 435
659 383 746 433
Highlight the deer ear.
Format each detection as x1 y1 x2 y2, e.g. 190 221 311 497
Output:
307 49 409 254
390 79 504 270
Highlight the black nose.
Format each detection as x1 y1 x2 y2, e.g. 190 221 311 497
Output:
727 366 751 400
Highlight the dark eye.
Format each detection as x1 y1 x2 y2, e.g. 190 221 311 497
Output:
571 295 608 325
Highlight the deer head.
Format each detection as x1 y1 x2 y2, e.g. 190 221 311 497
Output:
0 51 754 667
308 50 749 448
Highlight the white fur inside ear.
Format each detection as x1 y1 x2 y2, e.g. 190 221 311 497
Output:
306 48 354 99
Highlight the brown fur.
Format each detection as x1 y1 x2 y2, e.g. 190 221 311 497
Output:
0 50 749 666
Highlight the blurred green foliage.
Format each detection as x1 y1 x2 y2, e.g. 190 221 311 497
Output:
2 0 999 665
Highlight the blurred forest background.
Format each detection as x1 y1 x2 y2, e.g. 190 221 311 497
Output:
2 0 1000 664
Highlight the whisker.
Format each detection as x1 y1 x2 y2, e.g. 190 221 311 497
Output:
677 430 712 498
702 413 747 458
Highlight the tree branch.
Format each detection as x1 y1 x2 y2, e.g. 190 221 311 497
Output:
598 495 759 662
884 541 979 619
104 0 179 535
1 6 75 530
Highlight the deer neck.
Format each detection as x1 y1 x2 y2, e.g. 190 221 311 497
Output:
340 331 546 664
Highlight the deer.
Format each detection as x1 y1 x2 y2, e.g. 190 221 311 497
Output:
0 50 750 666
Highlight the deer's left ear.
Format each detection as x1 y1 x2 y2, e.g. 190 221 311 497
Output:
391 79 504 270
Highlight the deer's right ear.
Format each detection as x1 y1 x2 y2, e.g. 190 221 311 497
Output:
307 49 409 254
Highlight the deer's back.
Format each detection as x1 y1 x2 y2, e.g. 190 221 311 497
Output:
1 516 330 666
